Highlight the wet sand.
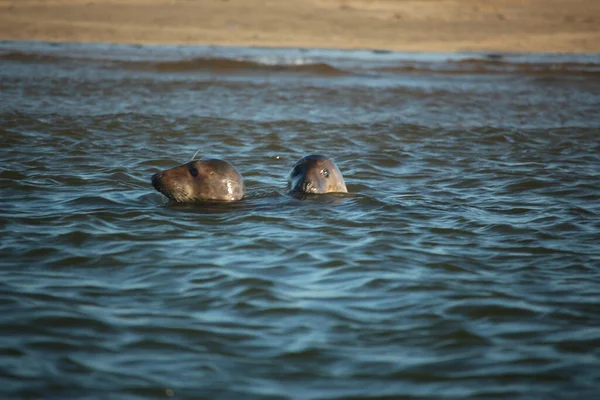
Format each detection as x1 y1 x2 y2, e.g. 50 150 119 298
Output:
1 0 599 53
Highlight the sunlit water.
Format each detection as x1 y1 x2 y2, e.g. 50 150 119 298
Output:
1 41 600 399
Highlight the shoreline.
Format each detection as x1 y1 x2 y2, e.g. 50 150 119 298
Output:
5 39 600 58
1 0 599 54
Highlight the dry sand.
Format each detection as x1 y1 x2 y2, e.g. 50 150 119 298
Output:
1 0 599 53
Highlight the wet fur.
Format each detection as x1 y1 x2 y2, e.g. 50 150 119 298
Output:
287 154 348 194
152 158 245 202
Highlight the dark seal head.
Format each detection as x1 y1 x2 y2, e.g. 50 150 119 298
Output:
287 154 348 194
152 158 245 202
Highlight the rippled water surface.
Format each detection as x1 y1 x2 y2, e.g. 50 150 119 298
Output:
1 41 600 399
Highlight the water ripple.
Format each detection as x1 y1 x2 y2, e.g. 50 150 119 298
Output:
1 41 599 399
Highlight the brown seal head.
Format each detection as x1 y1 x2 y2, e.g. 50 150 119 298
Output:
152 158 245 202
287 154 348 194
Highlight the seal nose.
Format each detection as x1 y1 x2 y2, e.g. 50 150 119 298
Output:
302 180 313 192
151 172 163 190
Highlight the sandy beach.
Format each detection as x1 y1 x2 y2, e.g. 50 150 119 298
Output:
1 0 599 53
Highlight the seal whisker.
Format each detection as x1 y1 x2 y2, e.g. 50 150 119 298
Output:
152 158 246 202
191 149 204 161
287 154 347 194
317 157 334 166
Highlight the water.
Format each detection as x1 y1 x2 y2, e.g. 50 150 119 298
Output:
1 41 600 399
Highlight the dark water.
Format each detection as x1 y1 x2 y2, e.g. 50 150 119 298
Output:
1 41 600 399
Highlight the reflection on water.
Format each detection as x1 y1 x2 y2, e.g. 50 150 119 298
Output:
1 41 599 399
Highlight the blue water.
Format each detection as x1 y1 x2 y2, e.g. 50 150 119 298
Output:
1 41 600 399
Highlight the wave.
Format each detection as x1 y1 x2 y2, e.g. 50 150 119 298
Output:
3 48 600 77
0 50 349 76
375 58 600 76
0 51 72 63
129 57 349 76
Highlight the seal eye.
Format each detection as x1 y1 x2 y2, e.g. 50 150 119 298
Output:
321 168 330 178
189 167 198 177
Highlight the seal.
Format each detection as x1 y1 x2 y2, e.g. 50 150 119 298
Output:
152 158 245 202
287 154 348 194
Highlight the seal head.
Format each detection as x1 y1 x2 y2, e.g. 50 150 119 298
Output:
152 158 245 202
287 154 348 194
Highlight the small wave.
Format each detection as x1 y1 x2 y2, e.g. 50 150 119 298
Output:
0 50 105 66
0 50 347 76
4 48 598 77
130 57 348 76
456 58 600 75
375 59 600 76
0 51 67 63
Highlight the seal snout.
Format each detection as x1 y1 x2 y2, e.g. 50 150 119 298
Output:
302 180 314 192
151 172 164 190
